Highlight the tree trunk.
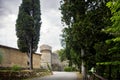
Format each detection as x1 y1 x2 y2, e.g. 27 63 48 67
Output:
81 48 87 80
29 43 33 70
108 65 111 80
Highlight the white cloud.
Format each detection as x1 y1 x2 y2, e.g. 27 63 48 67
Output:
40 1 63 51
0 14 18 48
0 0 63 53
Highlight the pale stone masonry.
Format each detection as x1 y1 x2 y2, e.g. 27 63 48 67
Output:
0 45 41 68
40 44 52 69
51 52 63 71
40 44 63 71
0 44 63 70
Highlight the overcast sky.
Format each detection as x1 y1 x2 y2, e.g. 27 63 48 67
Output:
0 0 64 52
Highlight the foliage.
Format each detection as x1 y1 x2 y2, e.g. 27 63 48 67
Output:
96 64 120 79
105 0 120 56
16 0 41 69
64 66 76 72
96 61 120 65
60 0 120 79
106 0 120 35
47 63 52 71
11 65 21 72
60 0 111 73
47 63 53 74
57 49 66 62
92 1 120 79
57 48 81 70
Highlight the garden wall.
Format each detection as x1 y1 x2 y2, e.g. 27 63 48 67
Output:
0 45 41 69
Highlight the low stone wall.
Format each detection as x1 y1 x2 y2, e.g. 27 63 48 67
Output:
0 45 41 69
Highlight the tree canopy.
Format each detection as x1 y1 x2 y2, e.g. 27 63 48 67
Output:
16 0 41 69
60 0 112 79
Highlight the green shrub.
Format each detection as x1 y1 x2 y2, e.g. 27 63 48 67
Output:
47 63 53 74
11 65 21 71
64 66 76 72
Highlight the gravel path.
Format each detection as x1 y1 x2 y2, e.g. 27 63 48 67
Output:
31 71 79 80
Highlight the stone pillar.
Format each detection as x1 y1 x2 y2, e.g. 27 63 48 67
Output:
40 44 52 69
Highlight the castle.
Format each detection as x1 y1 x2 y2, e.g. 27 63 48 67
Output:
0 44 62 70
40 44 62 70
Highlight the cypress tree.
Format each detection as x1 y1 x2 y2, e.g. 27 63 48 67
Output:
16 0 41 70
60 0 111 79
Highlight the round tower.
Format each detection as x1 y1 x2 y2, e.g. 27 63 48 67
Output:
40 44 52 69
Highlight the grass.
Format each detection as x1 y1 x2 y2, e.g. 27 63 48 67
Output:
0 69 52 80
23 71 52 80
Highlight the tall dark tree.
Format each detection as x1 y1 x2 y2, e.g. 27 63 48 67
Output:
60 0 111 79
16 0 41 70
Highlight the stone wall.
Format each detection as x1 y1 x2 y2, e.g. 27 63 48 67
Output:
0 44 63 70
40 44 52 69
0 45 41 69
51 52 63 71
40 44 63 71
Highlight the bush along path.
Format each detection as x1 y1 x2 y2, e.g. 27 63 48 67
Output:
0 69 52 80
